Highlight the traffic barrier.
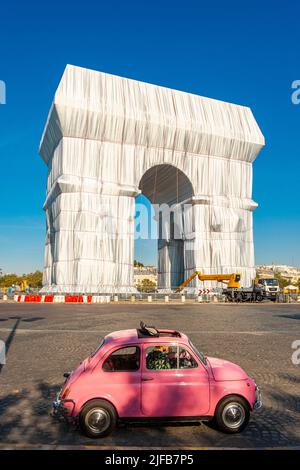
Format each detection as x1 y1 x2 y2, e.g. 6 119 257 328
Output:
131 295 135 302
147 295 152 303
92 295 111 303
113 295 118 302
44 295 54 303
164 295 169 303
181 295 185 303
197 295 203 303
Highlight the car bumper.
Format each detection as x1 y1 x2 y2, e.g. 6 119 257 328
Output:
253 386 263 410
51 394 76 424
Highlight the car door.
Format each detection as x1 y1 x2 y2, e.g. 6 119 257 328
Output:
100 345 141 417
141 342 210 417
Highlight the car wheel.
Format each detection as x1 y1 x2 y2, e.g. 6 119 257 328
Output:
214 395 250 434
256 293 263 302
79 399 117 438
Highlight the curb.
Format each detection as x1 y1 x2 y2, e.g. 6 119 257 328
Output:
0 444 300 450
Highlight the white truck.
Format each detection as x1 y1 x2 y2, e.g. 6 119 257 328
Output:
257 278 280 301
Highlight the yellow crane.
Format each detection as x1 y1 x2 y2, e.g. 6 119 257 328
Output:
20 279 29 292
175 271 241 293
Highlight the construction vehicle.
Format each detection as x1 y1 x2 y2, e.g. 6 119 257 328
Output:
176 271 264 302
257 277 280 301
20 279 29 292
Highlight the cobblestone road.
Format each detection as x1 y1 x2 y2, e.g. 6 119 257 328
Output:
0 302 299 448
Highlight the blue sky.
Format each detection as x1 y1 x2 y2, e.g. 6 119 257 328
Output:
0 0 299 274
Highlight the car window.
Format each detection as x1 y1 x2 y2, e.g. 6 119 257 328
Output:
145 345 198 370
178 347 198 369
103 346 140 372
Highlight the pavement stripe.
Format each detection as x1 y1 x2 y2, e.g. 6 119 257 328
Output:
0 328 298 335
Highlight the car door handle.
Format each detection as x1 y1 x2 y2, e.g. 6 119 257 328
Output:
142 377 154 381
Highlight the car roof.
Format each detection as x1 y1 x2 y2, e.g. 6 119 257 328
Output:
104 328 189 346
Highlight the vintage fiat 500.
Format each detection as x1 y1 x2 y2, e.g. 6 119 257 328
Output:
52 322 262 437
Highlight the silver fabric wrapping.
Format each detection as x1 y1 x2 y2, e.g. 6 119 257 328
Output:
39 65 264 293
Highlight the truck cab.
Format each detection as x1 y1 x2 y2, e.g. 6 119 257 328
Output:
257 278 280 300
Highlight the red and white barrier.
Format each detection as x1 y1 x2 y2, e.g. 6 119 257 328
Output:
14 294 110 303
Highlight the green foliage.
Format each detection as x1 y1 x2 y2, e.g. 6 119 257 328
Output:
26 271 43 288
0 270 43 288
273 271 292 289
134 260 144 267
136 278 156 293
0 273 20 287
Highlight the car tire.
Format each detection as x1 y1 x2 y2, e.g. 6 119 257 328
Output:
214 395 250 434
79 399 117 438
255 293 263 302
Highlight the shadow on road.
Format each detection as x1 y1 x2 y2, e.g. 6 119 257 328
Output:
0 316 44 375
275 314 300 321
0 380 299 447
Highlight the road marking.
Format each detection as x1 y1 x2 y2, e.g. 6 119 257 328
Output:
0 328 299 335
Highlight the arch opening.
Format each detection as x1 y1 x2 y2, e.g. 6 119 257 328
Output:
135 164 195 292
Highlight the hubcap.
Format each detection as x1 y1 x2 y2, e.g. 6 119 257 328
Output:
85 408 110 433
222 402 245 429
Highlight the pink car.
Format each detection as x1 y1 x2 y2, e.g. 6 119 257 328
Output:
52 322 262 438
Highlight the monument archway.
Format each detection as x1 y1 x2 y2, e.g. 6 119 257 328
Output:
39 65 264 293
137 164 195 291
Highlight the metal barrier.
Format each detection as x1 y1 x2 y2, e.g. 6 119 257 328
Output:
2 289 299 304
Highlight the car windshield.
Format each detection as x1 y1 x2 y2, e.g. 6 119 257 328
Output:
264 279 279 286
189 340 207 365
90 338 105 358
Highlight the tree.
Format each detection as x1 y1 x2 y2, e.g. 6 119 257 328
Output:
0 270 43 288
134 260 144 268
0 273 20 287
273 271 292 289
136 278 156 293
26 271 43 288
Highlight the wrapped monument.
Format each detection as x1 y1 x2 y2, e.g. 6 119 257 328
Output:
39 65 264 293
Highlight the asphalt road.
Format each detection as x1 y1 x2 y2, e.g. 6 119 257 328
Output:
0 302 299 448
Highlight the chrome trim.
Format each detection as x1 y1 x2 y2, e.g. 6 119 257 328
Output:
254 385 263 410
222 402 246 429
51 395 76 423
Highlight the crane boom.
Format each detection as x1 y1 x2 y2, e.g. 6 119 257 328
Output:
175 271 241 292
